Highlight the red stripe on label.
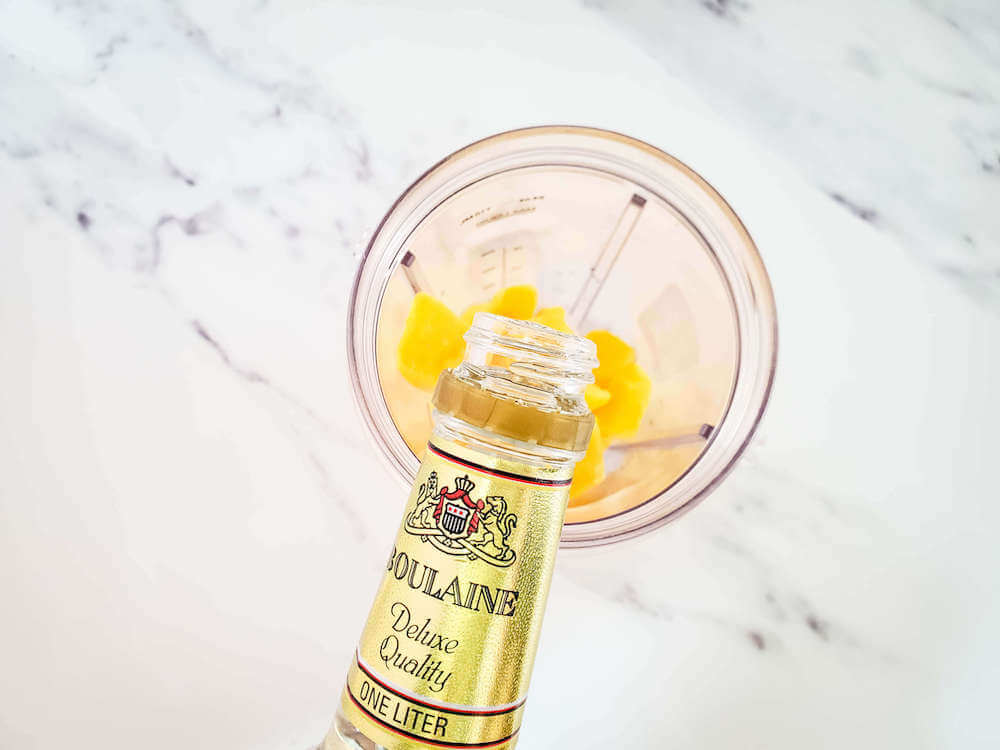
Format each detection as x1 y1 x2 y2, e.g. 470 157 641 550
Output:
346 686 519 748
356 655 525 717
428 443 571 487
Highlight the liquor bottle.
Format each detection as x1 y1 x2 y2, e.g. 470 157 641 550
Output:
322 313 597 750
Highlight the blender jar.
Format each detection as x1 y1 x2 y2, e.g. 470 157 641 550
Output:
348 126 777 546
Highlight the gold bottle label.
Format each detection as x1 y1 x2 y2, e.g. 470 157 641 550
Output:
339 440 572 749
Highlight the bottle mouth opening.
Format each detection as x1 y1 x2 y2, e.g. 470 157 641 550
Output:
463 313 598 384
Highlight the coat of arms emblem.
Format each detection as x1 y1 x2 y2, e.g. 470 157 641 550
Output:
404 472 518 568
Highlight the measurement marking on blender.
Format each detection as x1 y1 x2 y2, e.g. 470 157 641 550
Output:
569 193 647 327
461 207 492 225
476 206 535 227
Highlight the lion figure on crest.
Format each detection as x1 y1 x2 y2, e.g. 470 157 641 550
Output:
407 471 518 567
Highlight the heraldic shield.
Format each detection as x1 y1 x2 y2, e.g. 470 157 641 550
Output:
404 471 518 568
439 502 471 538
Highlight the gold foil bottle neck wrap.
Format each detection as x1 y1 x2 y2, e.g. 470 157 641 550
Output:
327 314 597 750
336 439 573 749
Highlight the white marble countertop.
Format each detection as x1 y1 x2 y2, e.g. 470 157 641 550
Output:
1 1 997 748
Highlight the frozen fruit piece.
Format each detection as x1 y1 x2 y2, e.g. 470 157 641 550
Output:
459 303 490 328
532 306 574 334
569 424 606 503
586 330 636 384
594 361 652 439
459 286 538 328
488 284 538 320
397 293 466 390
584 383 611 411
486 353 515 369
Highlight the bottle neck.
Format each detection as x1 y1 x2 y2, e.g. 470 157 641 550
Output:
459 313 595 411
431 410 582 472
430 313 599 459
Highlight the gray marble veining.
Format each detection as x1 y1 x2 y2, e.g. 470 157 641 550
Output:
1 2 997 749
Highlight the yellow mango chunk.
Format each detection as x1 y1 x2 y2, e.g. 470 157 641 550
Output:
397 293 466 390
488 284 538 320
584 383 611 411
594 361 652 439
486 353 515 369
569 424 606 503
459 303 489 328
586 330 636 384
532 306 574 334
